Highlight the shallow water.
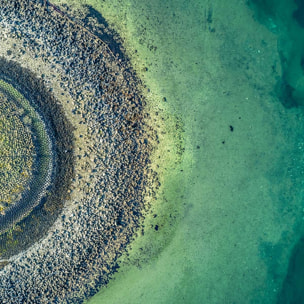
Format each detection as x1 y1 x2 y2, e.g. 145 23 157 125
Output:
53 0 304 302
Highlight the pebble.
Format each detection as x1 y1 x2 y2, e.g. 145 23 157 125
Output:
0 0 158 303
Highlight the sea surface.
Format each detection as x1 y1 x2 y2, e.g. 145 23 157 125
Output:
53 0 304 302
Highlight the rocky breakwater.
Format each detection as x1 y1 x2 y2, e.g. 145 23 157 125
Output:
0 0 156 303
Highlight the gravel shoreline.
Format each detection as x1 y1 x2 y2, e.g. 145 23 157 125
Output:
0 0 156 303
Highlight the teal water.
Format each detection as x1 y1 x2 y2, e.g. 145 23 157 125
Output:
248 0 304 302
54 0 304 302
248 0 304 107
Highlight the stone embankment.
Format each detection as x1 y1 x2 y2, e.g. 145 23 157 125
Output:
0 0 156 303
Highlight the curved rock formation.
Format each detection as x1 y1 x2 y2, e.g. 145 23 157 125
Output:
0 1 155 303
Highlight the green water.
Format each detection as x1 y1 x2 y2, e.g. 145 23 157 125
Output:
54 0 304 302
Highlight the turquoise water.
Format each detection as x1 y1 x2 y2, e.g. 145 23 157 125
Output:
250 1 304 302
54 0 304 302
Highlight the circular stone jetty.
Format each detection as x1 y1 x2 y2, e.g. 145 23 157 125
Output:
0 0 155 303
